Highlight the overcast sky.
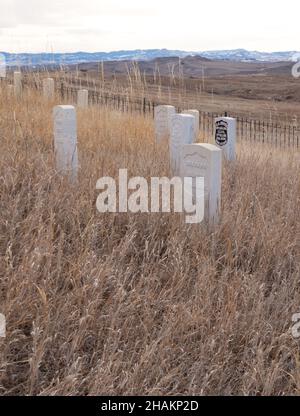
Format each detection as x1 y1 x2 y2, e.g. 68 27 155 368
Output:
1 0 299 53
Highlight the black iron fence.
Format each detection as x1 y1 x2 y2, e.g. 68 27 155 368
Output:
198 111 299 148
23 76 300 149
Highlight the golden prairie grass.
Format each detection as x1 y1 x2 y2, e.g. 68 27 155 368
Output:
17 68 300 124
0 83 300 395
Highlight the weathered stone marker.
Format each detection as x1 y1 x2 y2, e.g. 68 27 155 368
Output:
77 89 89 109
43 78 55 100
183 109 199 142
180 143 222 224
14 71 22 97
170 114 195 175
53 105 78 182
0 53 6 78
214 117 236 161
7 85 13 95
154 105 176 143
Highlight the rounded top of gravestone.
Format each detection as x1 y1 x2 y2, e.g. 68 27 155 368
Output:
54 105 75 110
156 105 176 109
215 116 236 121
194 143 222 152
175 113 195 119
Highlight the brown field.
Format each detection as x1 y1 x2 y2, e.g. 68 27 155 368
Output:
15 56 300 123
71 56 300 122
0 71 300 396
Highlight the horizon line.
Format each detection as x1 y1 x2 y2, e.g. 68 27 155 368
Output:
1 48 299 55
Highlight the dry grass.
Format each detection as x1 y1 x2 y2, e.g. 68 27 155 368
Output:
0 83 300 396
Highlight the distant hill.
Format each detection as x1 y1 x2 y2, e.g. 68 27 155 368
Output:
1 48 299 67
77 56 295 79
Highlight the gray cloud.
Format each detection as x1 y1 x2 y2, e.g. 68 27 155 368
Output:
3 0 157 27
0 0 298 53
0 0 17 28
66 28 111 36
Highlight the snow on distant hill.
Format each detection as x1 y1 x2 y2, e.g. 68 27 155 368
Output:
0 48 299 67
200 49 299 62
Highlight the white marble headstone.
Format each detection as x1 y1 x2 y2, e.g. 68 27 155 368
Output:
154 105 176 143
180 143 222 224
43 78 55 100
14 71 22 97
170 114 195 175
7 85 13 95
214 117 236 161
53 105 78 182
183 109 199 142
77 89 89 109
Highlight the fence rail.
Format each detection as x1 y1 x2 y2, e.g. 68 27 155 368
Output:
22 76 300 149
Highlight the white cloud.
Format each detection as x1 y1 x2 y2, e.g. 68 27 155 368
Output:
0 0 299 52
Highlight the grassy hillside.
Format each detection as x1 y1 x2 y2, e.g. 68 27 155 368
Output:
0 84 299 395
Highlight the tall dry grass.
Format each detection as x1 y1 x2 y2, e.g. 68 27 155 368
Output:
0 83 300 396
